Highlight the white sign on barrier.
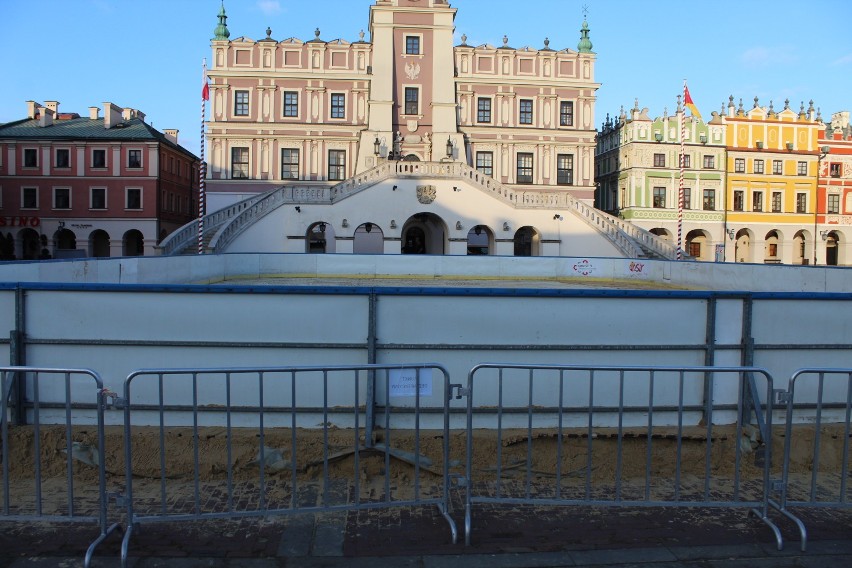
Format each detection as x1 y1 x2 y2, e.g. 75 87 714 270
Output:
389 367 433 398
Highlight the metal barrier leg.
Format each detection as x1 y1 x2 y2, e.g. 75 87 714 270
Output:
768 501 808 552
120 523 135 568
437 504 458 545
84 522 123 568
748 507 783 551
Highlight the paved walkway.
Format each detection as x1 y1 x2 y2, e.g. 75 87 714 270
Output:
3 504 851 567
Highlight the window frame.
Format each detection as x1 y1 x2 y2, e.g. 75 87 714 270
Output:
827 193 840 214
682 189 691 210
90 187 107 210
753 159 764 174
797 161 808 176
653 153 665 167
125 187 142 210
52 187 71 210
23 148 38 168
21 187 38 209
734 158 745 173
230 147 250 179
796 193 808 213
405 35 421 55
771 191 782 213
92 148 107 169
283 91 299 118
328 149 346 181
681 154 691 169
128 149 143 169
476 151 493 176
477 97 492 123
516 152 534 184
559 101 574 127
234 90 250 117
518 99 533 125
652 187 666 208
703 155 715 169
330 93 346 120
55 148 70 169
772 159 783 175
404 87 419 116
702 188 715 211
829 163 842 178
556 153 574 186
733 190 744 211
280 148 300 180
752 190 763 212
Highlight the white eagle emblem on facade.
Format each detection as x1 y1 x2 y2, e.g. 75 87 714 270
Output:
416 185 437 204
404 62 421 80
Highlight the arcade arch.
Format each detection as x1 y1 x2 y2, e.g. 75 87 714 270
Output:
513 226 540 257
353 222 384 254
123 230 144 256
402 213 447 255
467 225 493 255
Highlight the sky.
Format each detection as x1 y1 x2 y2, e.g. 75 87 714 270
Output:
3 0 851 157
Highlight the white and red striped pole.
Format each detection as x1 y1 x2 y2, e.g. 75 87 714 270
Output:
198 60 208 255
677 80 685 260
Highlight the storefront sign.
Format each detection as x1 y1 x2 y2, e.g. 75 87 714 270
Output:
0 216 40 227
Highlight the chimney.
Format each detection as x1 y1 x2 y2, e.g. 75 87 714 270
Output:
26 100 42 119
163 129 179 144
38 106 55 127
103 102 122 129
44 101 60 116
135 110 146 122
89 106 100 120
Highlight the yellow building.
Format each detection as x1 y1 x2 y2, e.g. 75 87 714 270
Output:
723 97 824 264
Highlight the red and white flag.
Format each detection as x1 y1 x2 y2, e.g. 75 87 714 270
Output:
202 70 210 101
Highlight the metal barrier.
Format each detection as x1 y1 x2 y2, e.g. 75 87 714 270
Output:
0 366 120 567
118 363 458 566
462 364 783 548
776 368 852 551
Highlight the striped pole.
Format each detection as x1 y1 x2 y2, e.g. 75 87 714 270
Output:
677 81 685 260
198 60 207 255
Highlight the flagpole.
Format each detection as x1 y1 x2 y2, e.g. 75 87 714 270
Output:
198 59 207 255
677 80 685 260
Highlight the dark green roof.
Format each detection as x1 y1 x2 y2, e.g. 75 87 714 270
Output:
0 116 199 160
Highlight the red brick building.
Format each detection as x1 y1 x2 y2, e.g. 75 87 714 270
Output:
0 101 199 259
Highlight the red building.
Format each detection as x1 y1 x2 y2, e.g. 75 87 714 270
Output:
818 111 852 266
0 101 199 260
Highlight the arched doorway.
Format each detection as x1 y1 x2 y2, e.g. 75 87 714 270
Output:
0 232 15 260
90 230 111 258
513 226 540 257
826 231 840 266
353 222 384 254
466 225 492 255
402 154 420 162
306 222 335 253
734 229 751 263
55 228 77 253
793 230 807 265
123 230 145 256
764 230 781 263
17 229 41 260
685 229 710 261
402 213 446 255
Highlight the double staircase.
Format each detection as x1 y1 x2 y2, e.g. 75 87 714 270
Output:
160 162 677 260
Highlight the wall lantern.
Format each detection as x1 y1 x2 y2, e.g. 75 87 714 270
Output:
726 228 736 240
821 230 830 241
654 132 663 142
446 137 454 158
365 222 373 233
503 222 510 232
373 136 381 156
342 219 349 228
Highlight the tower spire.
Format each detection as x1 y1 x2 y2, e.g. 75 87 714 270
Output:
577 7 593 53
214 1 230 40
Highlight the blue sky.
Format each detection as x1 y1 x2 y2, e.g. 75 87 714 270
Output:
3 0 851 157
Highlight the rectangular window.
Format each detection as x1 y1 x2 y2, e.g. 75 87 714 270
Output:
283 91 298 117
516 152 533 183
53 187 70 209
22 187 38 209
682 189 691 210
281 149 300 180
797 161 807 176
830 163 842 177
653 187 666 208
559 101 574 126
653 153 665 167
476 151 493 176
405 36 420 55
733 190 744 211
689 241 701 258
328 150 346 180
477 98 491 123
126 188 142 210
234 90 249 116
828 194 840 214
735 158 745 173
773 159 783 175
772 191 782 213
702 188 715 211
681 154 691 168
23 148 38 168
404 87 419 115
55 148 70 168
769 243 778 257
90 187 106 210
231 147 249 179
754 159 764 174
703 155 715 169
796 193 807 213
519 99 533 125
92 149 106 168
556 154 574 185
331 93 345 119
128 149 142 169
752 191 763 212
